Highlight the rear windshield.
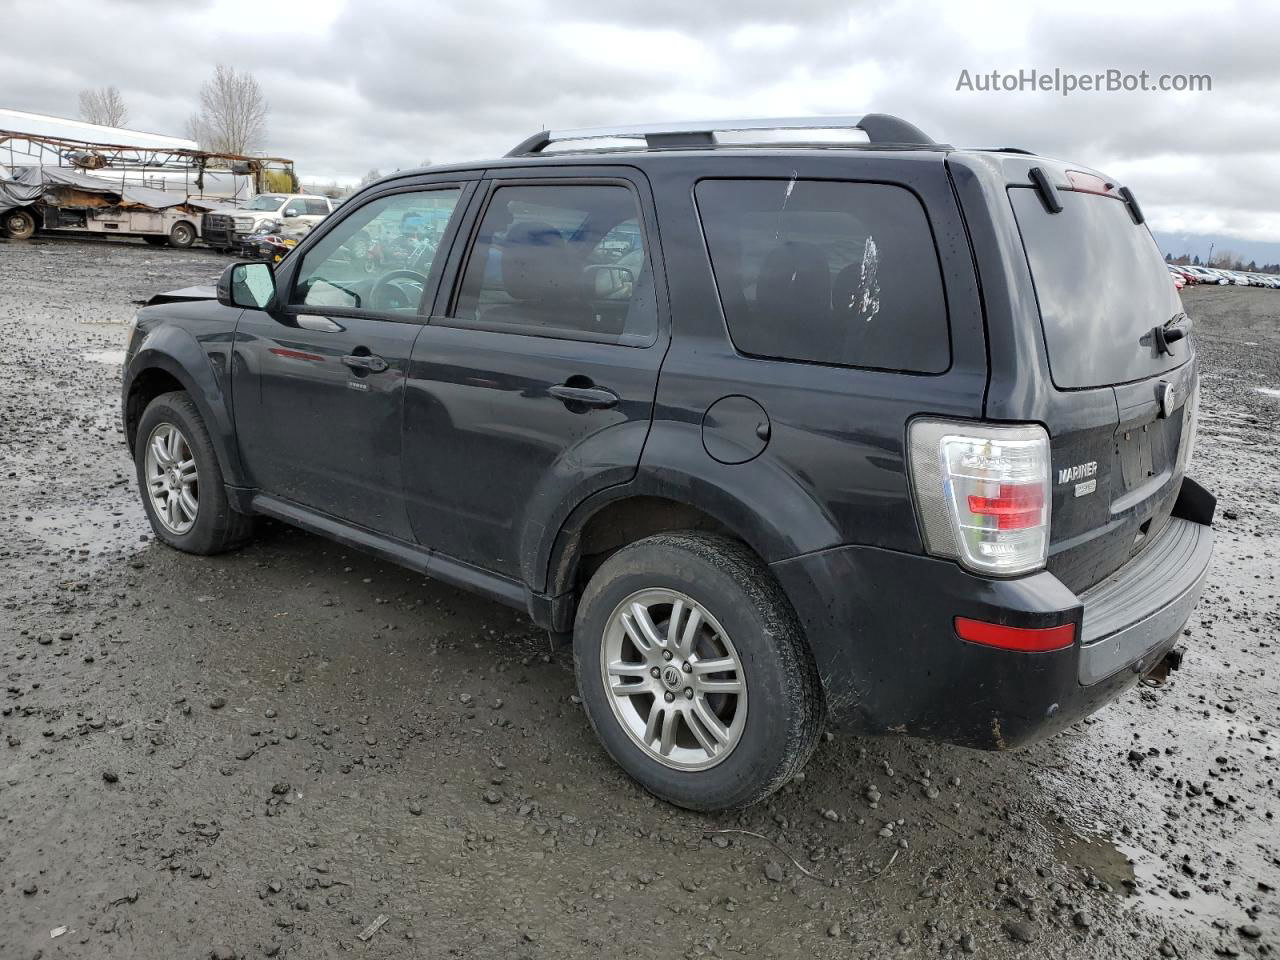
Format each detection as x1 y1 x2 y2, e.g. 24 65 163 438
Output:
696 179 950 373
1010 186 1185 389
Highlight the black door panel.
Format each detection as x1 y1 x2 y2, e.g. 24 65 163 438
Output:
232 314 420 538
231 179 476 539
403 170 666 583
403 328 662 577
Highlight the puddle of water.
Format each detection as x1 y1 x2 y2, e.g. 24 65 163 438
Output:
1044 811 1260 930
1045 814 1137 895
83 349 126 365
12 493 146 560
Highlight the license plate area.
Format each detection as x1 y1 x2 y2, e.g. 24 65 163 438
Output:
1118 423 1153 490
1117 418 1176 492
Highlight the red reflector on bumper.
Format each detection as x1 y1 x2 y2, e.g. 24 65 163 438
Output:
954 617 1076 653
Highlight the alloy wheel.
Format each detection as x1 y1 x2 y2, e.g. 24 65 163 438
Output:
143 422 198 535
600 588 747 770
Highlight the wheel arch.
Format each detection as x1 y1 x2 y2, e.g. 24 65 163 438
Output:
533 467 841 634
123 332 245 485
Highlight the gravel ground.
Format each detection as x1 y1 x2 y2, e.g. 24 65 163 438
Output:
0 236 1276 960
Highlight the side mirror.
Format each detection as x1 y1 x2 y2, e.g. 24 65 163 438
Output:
283 207 302 218
217 261 277 311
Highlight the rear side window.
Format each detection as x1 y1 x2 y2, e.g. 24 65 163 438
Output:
1009 186 1185 389
450 183 657 346
695 179 949 373
303 198 330 215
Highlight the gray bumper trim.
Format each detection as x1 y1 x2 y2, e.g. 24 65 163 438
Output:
1077 517 1213 685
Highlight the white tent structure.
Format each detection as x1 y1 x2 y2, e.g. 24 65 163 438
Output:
0 108 199 161
0 108 273 204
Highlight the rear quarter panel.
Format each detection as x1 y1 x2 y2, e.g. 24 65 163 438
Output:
638 152 988 562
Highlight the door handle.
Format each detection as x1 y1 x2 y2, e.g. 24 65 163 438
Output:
548 383 619 409
342 353 389 373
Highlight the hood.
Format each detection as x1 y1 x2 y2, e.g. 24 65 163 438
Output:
144 285 217 306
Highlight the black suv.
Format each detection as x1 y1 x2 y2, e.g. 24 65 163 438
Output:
122 115 1214 811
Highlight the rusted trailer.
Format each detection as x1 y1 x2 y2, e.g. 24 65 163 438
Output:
0 127 296 247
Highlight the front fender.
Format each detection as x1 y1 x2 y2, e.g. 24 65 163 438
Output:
123 317 244 486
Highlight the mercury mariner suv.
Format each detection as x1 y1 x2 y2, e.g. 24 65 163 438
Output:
122 115 1215 811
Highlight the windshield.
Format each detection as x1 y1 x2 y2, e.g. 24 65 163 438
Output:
243 195 287 212
1010 186 1185 389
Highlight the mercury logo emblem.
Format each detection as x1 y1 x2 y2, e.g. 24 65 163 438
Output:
1156 381 1176 419
662 665 682 689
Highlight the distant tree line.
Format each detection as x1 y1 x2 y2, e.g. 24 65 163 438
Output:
1164 251 1280 274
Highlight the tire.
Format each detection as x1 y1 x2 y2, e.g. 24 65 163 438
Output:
168 221 196 248
134 391 253 554
3 208 36 240
143 236 168 247
573 532 824 811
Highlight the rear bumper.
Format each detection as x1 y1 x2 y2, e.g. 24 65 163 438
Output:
771 505 1213 750
1077 513 1212 684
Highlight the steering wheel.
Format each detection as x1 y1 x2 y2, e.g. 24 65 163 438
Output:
370 269 429 311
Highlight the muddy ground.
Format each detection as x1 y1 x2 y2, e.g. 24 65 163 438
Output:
0 236 1276 960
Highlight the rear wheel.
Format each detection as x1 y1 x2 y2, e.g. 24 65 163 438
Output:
134 392 253 554
573 532 824 811
3 208 36 240
168 221 196 248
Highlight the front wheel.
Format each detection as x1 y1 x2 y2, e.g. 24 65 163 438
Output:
573 532 824 811
134 392 253 554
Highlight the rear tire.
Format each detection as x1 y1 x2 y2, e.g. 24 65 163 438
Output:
573 532 824 811
3 208 36 240
168 221 196 248
134 391 254 554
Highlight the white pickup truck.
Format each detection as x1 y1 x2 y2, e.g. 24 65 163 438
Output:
201 193 334 252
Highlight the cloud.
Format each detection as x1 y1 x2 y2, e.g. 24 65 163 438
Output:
0 0 1274 240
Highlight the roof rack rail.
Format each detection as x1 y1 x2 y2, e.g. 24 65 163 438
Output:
505 114 937 157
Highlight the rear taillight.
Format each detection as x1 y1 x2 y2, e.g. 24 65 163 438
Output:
908 420 1051 576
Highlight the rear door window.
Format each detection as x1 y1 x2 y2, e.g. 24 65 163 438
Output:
1009 186 1185 389
695 179 950 373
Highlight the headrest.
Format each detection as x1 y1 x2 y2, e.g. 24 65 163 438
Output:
500 220 573 302
756 241 830 326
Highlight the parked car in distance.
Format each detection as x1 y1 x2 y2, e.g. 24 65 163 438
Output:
1185 266 1226 284
201 193 334 253
1168 265 1185 290
122 115 1215 810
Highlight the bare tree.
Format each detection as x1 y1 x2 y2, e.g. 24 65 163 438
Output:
359 169 384 186
1212 249 1243 270
187 64 268 155
78 85 129 127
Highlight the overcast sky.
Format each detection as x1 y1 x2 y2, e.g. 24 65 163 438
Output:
2 0 1277 242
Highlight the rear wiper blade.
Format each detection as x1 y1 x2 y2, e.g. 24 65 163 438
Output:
1153 312 1190 355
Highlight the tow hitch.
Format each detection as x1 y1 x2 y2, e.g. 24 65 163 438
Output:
1140 646 1185 687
